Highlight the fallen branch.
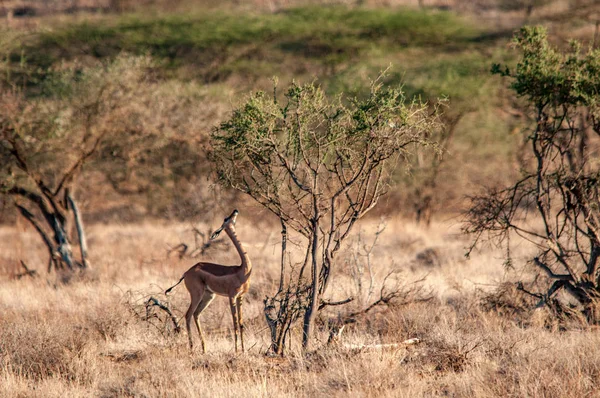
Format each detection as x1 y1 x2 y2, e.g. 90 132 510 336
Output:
15 260 37 279
327 274 432 344
319 297 354 311
343 338 421 353
145 297 181 333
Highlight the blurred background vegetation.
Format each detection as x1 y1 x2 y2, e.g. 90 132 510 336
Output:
0 0 598 224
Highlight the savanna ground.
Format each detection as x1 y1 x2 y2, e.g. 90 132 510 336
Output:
2 217 600 397
2 0 600 396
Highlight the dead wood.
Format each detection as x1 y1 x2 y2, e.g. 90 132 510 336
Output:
67 191 90 269
167 226 227 259
15 260 37 279
342 338 421 354
145 297 181 334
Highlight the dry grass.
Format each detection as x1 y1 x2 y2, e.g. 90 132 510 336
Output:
1 214 600 397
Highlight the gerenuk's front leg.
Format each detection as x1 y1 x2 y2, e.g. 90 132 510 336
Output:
237 296 245 352
229 296 239 352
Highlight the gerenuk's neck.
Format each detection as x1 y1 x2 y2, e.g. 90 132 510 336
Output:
225 227 252 275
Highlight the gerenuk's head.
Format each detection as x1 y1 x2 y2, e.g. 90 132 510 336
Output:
210 209 239 240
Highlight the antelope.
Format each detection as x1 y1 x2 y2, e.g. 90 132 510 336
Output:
165 210 252 353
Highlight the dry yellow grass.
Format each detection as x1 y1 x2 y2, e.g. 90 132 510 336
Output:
1 214 600 397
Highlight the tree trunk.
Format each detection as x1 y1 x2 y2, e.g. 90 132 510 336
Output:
302 195 320 351
67 192 91 269
279 219 287 292
524 4 533 22
265 219 288 355
12 186 86 274
53 214 75 270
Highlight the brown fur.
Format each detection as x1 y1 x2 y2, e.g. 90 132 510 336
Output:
179 211 252 353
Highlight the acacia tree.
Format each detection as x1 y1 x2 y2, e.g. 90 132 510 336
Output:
0 56 157 273
210 78 440 352
465 27 600 320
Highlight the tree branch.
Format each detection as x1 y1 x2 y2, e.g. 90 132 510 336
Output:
16 204 56 273
533 257 573 281
67 191 90 269
318 297 354 311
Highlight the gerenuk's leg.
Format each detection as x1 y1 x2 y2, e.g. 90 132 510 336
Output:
229 296 239 352
237 296 245 352
194 292 215 353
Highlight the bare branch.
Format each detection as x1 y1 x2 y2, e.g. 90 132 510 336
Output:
533 257 573 281
145 297 181 334
318 297 354 311
16 204 57 273
16 260 37 279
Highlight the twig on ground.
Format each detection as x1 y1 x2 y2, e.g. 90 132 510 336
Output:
16 260 37 279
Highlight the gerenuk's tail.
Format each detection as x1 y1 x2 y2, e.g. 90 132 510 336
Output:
165 275 185 295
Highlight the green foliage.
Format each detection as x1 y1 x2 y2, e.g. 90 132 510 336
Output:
405 53 491 101
210 79 437 220
19 7 476 83
500 26 600 114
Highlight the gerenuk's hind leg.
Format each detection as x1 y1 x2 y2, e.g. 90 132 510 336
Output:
185 285 205 350
193 291 215 353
